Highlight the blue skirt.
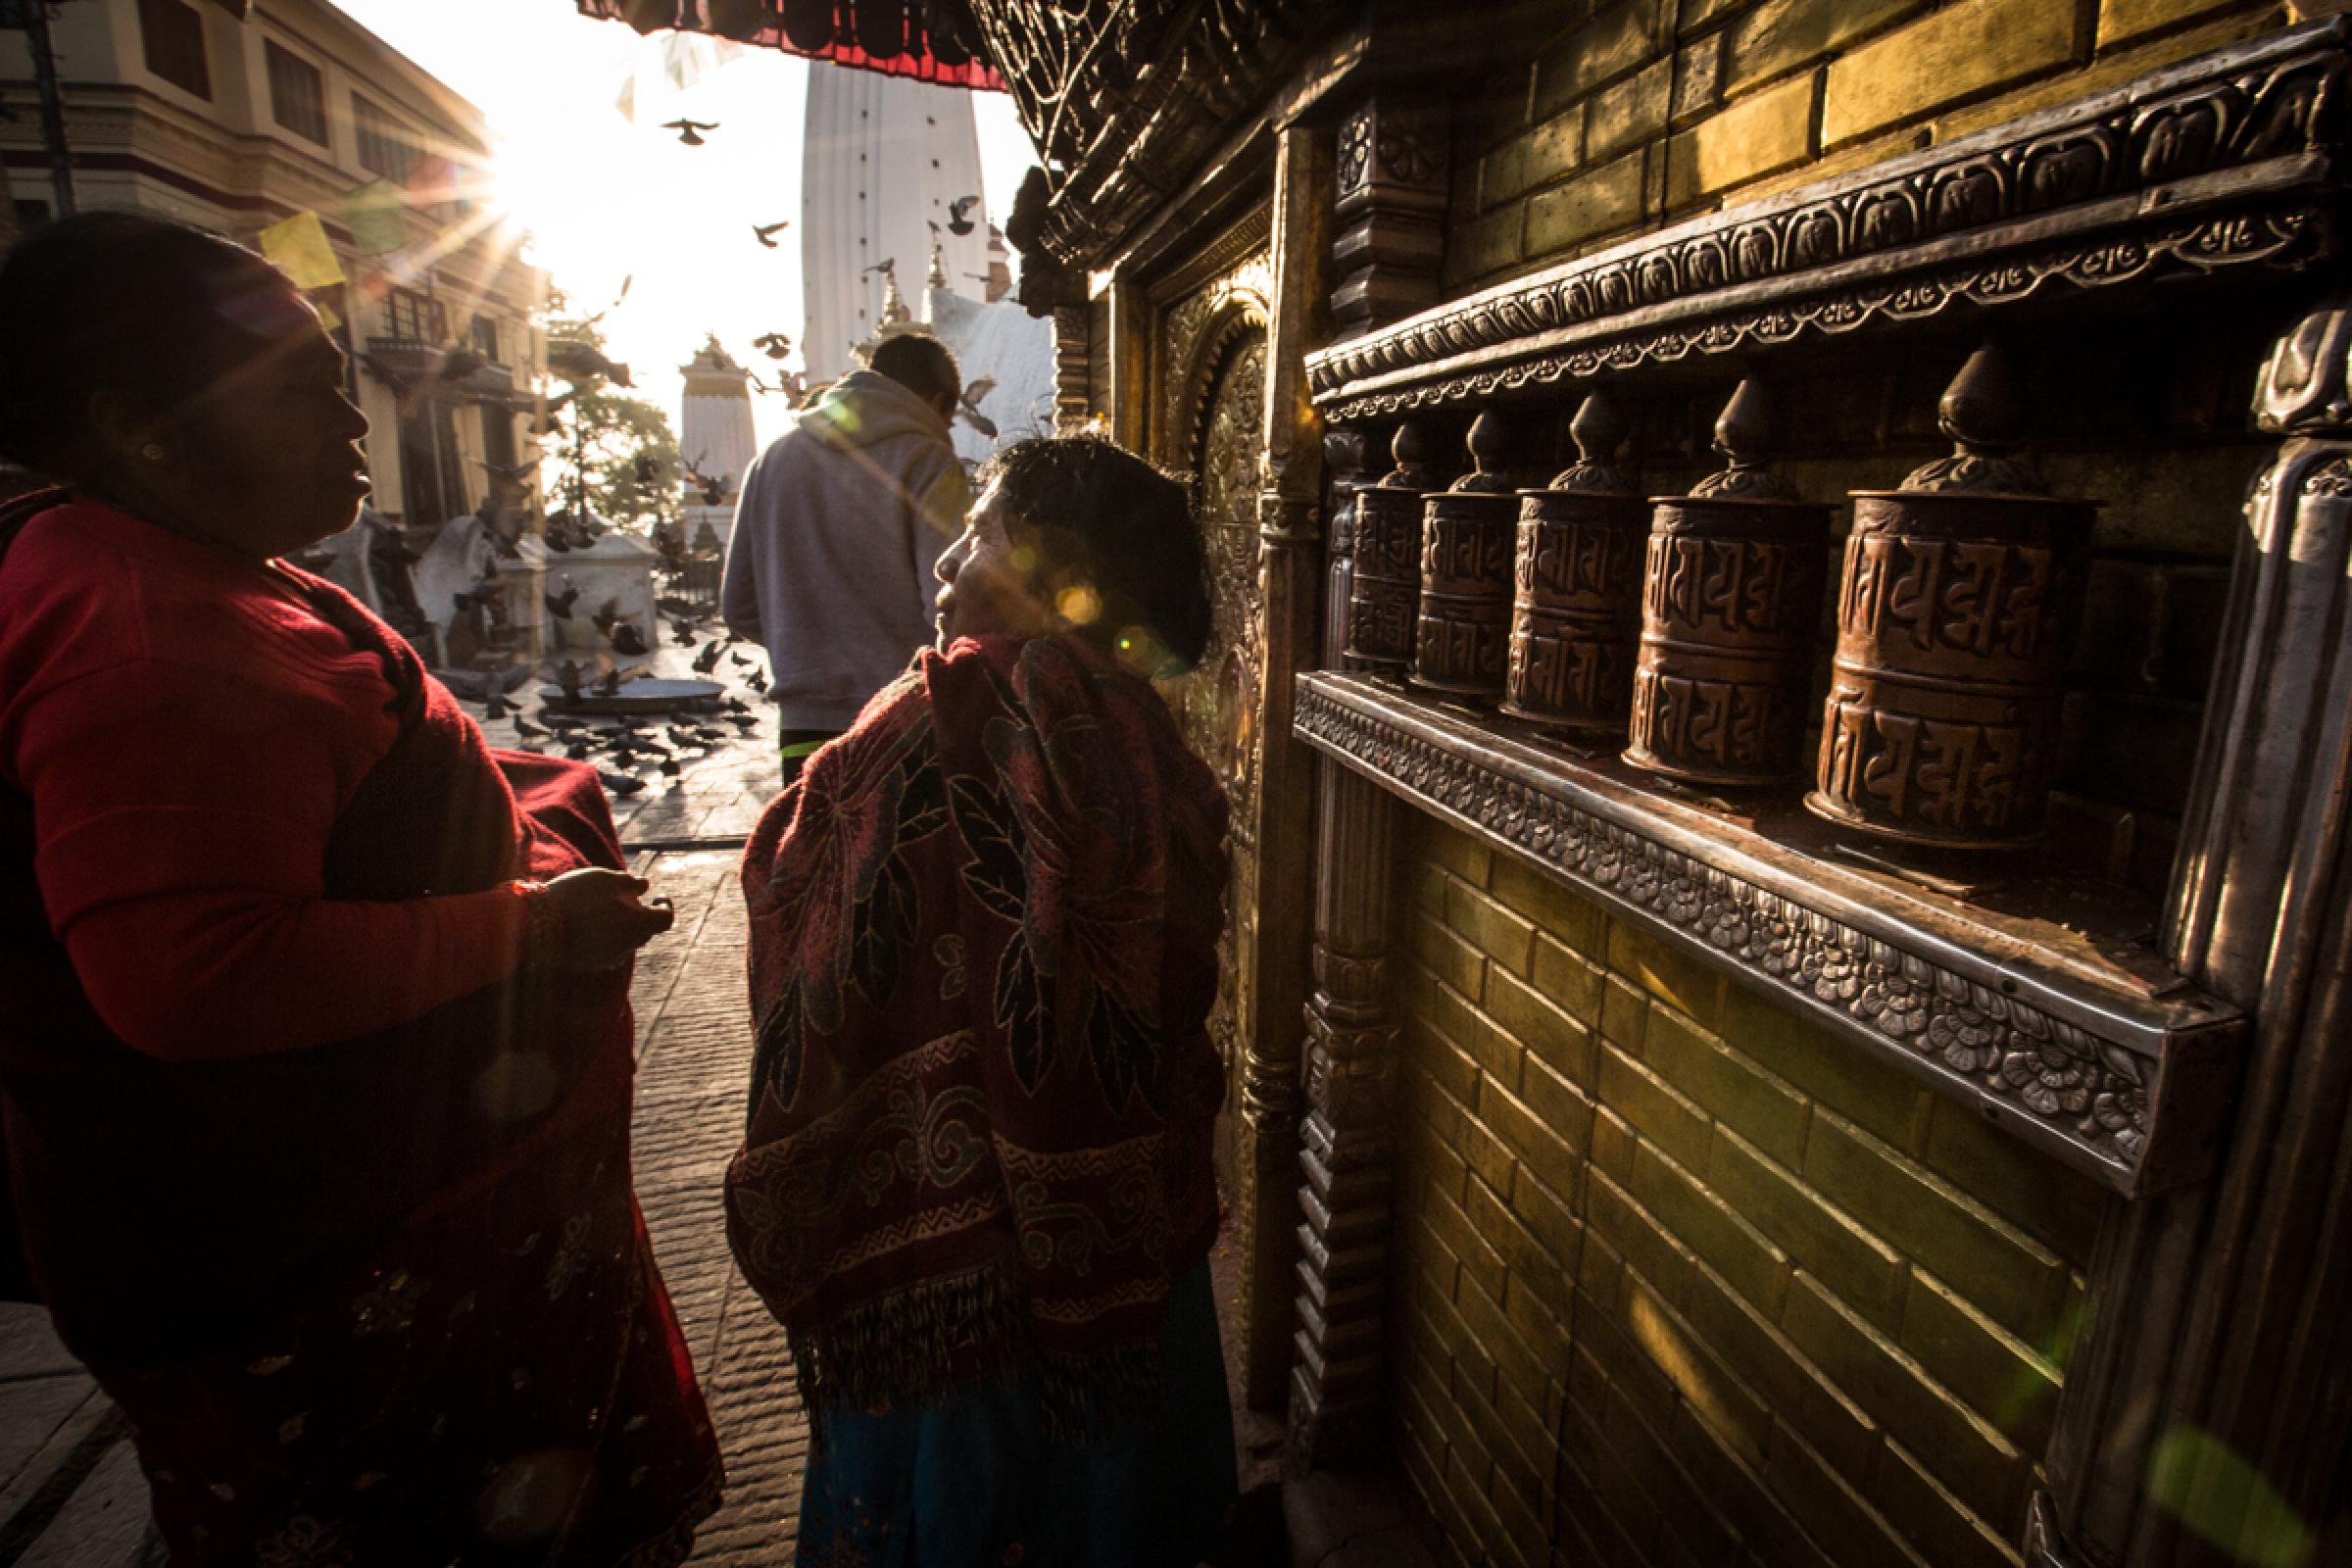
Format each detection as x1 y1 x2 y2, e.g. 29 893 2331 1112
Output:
794 1262 1240 1567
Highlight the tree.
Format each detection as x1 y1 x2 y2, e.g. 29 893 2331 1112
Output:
539 301 683 534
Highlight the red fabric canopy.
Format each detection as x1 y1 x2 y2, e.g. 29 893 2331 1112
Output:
574 1 1005 92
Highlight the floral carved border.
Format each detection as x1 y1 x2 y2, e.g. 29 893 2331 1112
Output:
1306 23 2346 418
1320 209 2324 422
1294 679 2243 1193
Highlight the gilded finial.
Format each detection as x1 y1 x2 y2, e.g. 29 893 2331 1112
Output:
1691 379 1799 501
1547 390 1634 492
1451 411 1513 493
1380 420 1434 489
1903 343 2048 494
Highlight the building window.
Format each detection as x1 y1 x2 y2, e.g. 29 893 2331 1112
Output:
354 94 418 183
137 0 212 100
469 314 500 364
383 286 447 345
266 40 328 146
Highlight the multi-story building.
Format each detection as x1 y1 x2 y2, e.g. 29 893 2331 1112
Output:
0 0 546 538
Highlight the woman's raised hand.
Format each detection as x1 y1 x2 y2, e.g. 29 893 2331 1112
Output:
542 868 676 972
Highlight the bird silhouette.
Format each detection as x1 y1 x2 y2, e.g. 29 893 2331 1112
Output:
594 668 623 699
861 258 895 277
545 577 580 620
947 195 980 235
529 391 576 437
664 119 717 146
692 642 724 673
611 621 650 658
591 600 621 636
728 651 754 668
752 331 793 361
695 471 726 506
556 661 584 701
752 220 789 247
670 614 698 646
483 689 513 720
599 770 647 796
957 377 998 440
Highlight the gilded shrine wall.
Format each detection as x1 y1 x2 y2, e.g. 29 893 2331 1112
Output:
1389 813 2106 1568
1446 0 2305 293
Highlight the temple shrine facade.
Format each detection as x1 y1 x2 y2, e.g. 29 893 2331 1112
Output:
583 2 2352 1563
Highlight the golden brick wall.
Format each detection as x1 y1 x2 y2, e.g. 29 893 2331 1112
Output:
1388 812 2105 1567
1446 0 2298 289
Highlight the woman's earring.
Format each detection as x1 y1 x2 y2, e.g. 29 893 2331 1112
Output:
140 443 166 463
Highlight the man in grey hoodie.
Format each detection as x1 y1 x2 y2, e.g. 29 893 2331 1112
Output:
720 333 972 778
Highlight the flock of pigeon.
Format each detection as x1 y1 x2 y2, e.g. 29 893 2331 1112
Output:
468 607 768 799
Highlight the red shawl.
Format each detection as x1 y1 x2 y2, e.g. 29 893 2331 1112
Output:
727 634 1227 1438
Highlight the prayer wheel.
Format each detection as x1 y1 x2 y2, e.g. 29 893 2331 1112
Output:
1344 422 1432 671
1625 379 1830 786
1502 391 1646 732
1411 412 1516 697
1808 345 2096 848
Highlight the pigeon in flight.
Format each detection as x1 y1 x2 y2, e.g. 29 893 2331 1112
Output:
957 377 998 440
947 194 980 235
752 331 792 361
664 119 717 146
752 220 789 248
545 576 580 621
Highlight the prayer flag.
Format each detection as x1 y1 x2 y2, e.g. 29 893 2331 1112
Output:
257 211 345 291
342 179 407 257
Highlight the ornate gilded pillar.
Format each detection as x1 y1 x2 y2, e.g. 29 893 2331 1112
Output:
1330 94 1446 340
1287 758 1399 1473
1233 121 1335 1411
2035 296 2352 1565
1052 304 1092 430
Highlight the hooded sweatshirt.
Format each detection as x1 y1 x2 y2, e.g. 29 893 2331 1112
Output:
720 369 971 730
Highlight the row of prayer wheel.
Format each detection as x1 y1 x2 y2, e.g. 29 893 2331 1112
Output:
1342 346 2097 852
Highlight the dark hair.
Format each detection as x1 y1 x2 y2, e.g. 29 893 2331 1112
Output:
981 435 1213 673
0 212 307 475
869 332 961 408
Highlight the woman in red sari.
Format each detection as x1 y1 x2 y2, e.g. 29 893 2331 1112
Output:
728 436 1236 1565
0 214 720 1562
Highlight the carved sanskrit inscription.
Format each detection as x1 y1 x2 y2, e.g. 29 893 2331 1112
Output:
1808 494 2091 847
1347 486 1424 668
1412 494 1515 694
1627 499 1829 785
1505 495 1645 728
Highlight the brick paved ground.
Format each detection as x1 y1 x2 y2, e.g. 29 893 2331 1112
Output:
628 847 808 1566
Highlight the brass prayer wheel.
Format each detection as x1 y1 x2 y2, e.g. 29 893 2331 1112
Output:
1808 345 2096 848
1411 412 1516 697
1503 391 1646 732
1625 379 1831 786
1344 422 1432 671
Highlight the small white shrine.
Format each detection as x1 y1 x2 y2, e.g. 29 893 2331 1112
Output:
520 513 662 664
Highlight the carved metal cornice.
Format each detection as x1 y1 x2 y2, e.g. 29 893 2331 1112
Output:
973 0 1338 270
1294 674 2245 1196
1307 23 2348 421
